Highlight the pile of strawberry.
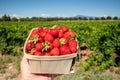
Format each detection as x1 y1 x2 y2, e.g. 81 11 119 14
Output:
25 25 77 56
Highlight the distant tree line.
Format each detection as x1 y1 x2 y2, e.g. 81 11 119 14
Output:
0 14 119 21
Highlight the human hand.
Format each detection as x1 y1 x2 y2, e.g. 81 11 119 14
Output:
20 56 58 80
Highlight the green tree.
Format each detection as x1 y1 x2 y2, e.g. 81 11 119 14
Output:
25 17 31 21
95 17 100 20
100 17 106 20
113 16 118 20
2 14 7 21
2 14 11 21
7 15 11 21
106 16 112 20
0 18 2 21
78 17 82 20
31 17 38 21
83 17 88 20
11 17 18 21
89 17 93 20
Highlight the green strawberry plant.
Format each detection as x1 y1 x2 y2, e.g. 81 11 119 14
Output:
0 21 120 71
85 23 120 71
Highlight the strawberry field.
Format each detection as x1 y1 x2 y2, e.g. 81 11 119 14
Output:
0 21 120 79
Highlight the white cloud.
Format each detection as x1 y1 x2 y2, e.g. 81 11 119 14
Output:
11 14 22 19
103 14 107 17
12 14 17 17
0 14 3 18
40 13 50 17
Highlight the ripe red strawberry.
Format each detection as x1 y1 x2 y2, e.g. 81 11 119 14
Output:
38 26 43 33
26 25 77 56
32 29 38 34
43 52 51 56
38 37 44 43
44 33 54 42
35 42 44 52
29 34 35 39
44 27 51 33
26 42 34 51
64 31 76 40
39 31 46 38
50 47 59 56
62 26 68 33
34 51 42 56
50 29 58 37
58 31 63 38
60 45 71 55
69 40 77 47
69 47 77 53
53 38 60 48
69 40 77 53
69 31 76 38
29 29 38 39
64 31 71 39
55 25 62 30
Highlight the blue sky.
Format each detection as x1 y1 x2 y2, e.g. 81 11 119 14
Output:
0 0 120 18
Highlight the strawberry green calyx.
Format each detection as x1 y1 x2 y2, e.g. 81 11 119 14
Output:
42 41 50 52
60 38 65 45
60 38 68 46
52 25 57 29
28 34 39 44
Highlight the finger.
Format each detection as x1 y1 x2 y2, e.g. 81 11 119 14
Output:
21 56 31 78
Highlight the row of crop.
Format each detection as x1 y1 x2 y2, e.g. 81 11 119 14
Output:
69 22 120 70
0 22 27 55
85 24 120 70
0 21 120 70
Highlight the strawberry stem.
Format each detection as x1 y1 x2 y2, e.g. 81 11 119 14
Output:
60 38 65 45
42 41 50 52
28 34 39 44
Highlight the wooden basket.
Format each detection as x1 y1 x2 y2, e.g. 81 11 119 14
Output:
23 28 77 74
